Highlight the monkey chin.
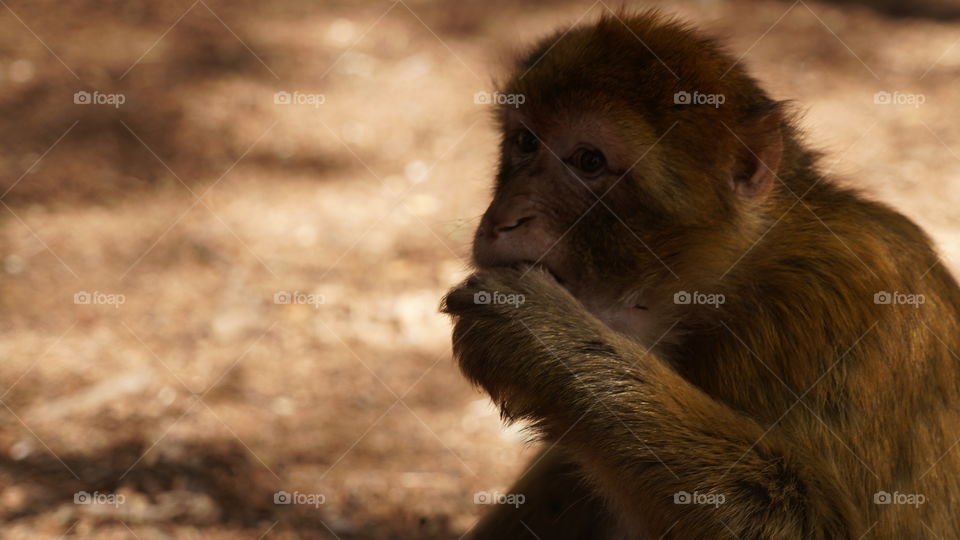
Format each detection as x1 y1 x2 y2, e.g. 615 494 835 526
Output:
581 293 658 348
508 261 658 348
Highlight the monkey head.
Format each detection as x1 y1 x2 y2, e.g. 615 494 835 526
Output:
472 12 785 343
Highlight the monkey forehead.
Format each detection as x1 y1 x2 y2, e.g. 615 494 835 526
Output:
502 11 744 127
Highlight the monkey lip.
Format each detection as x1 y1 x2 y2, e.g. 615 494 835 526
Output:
529 261 566 284
477 259 569 286
516 260 568 286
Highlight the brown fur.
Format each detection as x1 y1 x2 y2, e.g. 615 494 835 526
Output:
443 10 960 539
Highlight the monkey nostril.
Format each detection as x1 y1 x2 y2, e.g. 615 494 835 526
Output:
497 215 535 233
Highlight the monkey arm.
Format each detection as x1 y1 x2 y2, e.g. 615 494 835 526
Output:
443 267 860 539
555 337 861 539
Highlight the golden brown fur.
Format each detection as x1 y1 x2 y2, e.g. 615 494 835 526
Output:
443 10 960 539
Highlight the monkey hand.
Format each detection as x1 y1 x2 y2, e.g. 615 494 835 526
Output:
441 265 625 422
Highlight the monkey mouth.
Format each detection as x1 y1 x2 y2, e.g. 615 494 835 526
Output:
534 262 566 285
483 258 577 293
475 253 592 304
475 255 567 285
529 262 645 316
525 262 649 312
515 260 568 286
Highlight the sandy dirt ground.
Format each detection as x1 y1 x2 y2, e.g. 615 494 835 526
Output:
0 0 959 537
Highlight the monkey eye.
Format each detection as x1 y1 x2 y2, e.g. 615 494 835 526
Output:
516 129 539 154
572 148 607 175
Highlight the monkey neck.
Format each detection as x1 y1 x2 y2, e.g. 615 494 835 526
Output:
669 152 942 418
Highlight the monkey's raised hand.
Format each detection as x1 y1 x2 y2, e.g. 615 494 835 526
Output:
441 265 636 425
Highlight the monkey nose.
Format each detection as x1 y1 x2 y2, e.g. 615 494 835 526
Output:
495 215 535 235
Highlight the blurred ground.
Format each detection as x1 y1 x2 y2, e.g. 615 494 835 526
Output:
1 0 959 538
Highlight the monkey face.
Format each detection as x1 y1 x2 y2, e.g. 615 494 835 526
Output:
471 19 783 344
472 106 673 343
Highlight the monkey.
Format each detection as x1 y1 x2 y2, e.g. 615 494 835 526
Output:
441 10 960 539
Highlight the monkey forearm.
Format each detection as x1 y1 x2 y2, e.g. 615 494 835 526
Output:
533 337 859 538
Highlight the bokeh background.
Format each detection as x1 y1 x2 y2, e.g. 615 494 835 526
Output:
1 0 959 537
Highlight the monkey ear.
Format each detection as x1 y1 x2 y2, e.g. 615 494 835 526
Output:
730 110 783 200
